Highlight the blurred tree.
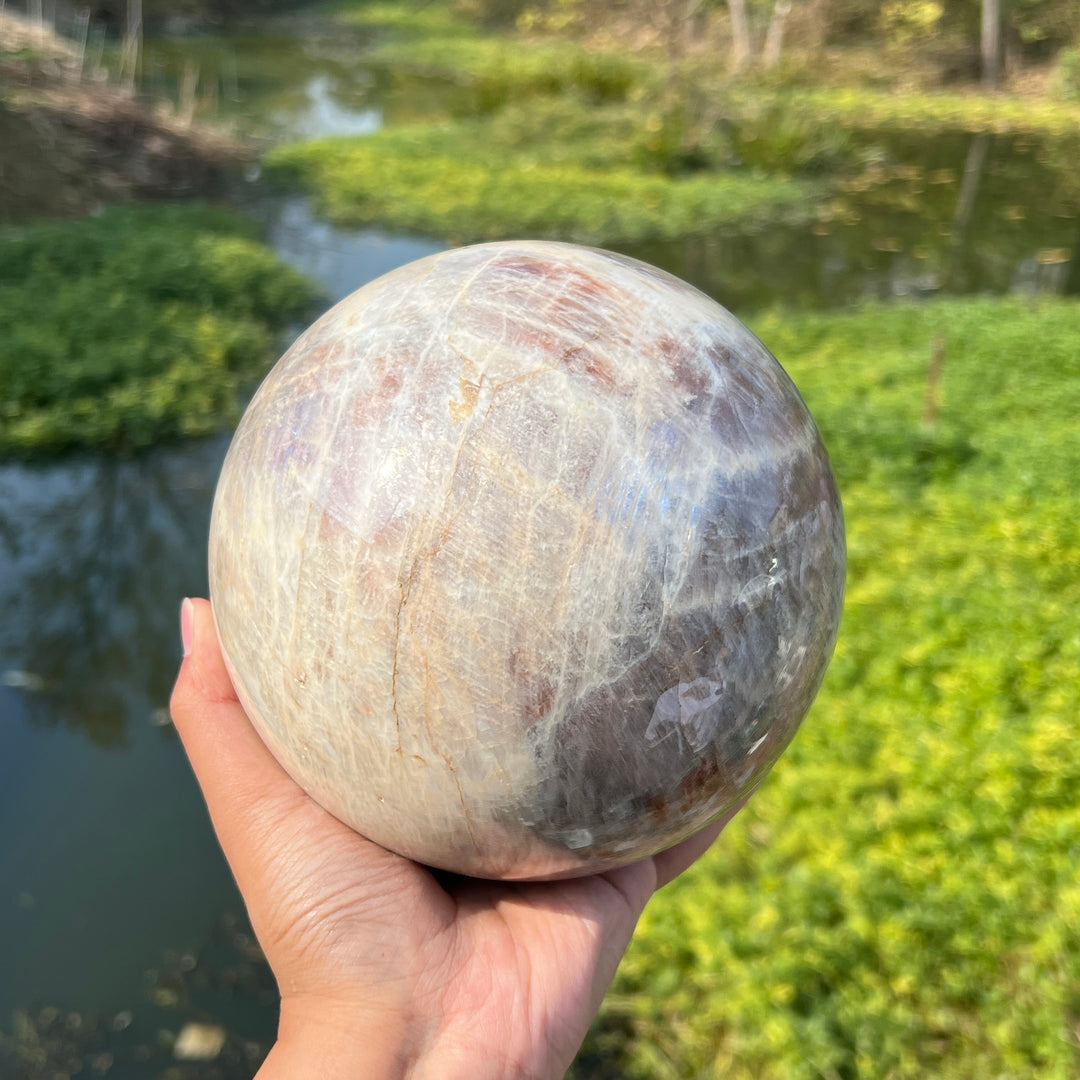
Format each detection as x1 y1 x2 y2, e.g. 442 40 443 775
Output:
503 0 1079 78
813 0 1079 77
726 0 799 70
87 0 317 34
982 0 1001 86
729 0 752 68
762 0 792 66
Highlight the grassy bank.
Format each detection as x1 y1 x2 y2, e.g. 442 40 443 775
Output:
576 296 1080 1079
0 12 247 222
0 204 318 455
263 0 1080 248
265 119 822 244
775 85 1080 138
264 0 829 245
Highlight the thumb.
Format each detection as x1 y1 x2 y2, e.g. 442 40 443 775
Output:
169 598 312 881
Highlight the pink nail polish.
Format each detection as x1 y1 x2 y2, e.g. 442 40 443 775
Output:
180 598 194 657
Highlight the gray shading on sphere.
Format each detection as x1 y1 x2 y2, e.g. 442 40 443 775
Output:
208 241 845 880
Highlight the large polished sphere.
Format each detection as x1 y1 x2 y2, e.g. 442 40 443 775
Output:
209 241 845 880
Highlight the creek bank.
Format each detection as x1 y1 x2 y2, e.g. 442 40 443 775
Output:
0 11 248 222
0 203 318 455
264 0 1080 274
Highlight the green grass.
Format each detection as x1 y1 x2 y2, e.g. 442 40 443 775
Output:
576 297 1080 1079
368 33 650 108
333 0 651 106
283 1 1080 250
742 84 1080 138
264 121 823 245
329 0 471 37
0 204 318 455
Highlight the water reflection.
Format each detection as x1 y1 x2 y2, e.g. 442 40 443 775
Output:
255 194 445 304
629 131 1078 311
271 73 382 140
139 28 385 140
0 221 452 1030
0 438 247 1019
0 438 225 746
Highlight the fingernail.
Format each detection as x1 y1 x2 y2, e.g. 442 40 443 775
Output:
180 598 195 658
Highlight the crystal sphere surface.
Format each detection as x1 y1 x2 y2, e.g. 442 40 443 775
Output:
209 241 845 880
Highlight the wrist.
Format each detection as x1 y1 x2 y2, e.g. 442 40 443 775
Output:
258 996 417 1080
258 998 549 1080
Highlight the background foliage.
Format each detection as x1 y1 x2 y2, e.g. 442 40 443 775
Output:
266 0 1080 250
265 120 821 244
2 1 1079 1076
0 204 317 455
575 297 1080 1079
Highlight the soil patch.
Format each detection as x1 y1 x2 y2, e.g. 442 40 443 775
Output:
0 12 249 222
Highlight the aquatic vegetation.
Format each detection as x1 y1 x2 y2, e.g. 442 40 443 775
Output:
578 297 1080 1079
283 0 1080 254
333 0 650 105
755 85 1080 138
0 204 318 455
368 33 649 110
330 0 472 39
265 124 823 245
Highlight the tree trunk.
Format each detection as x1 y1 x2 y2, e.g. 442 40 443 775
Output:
944 133 991 291
728 0 752 72
981 0 1001 89
953 133 990 236
1063 216 1080 297
681 0 707 52
763 0 793 69
122 0 142 89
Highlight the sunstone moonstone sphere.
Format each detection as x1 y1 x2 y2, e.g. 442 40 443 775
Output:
209 241 845 881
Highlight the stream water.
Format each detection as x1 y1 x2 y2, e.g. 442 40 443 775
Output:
1 16 1078 1073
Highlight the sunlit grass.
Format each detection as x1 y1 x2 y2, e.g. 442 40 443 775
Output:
0 205 318 455
753 84 1080 137
265 123 823 245
580 297 1080 1079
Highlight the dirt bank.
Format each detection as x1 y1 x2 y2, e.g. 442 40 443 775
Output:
0 11 249 223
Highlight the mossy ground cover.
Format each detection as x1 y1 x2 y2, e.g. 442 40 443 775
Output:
332 0 654 111
767 85 1080 138
365 25 650 110
574 297 1080 1079
0 204 318 455
266 120 821 245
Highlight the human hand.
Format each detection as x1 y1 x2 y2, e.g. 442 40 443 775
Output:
170 597 738 1080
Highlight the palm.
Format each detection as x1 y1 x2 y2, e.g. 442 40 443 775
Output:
171 598 728 1079
240 783 656 1077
